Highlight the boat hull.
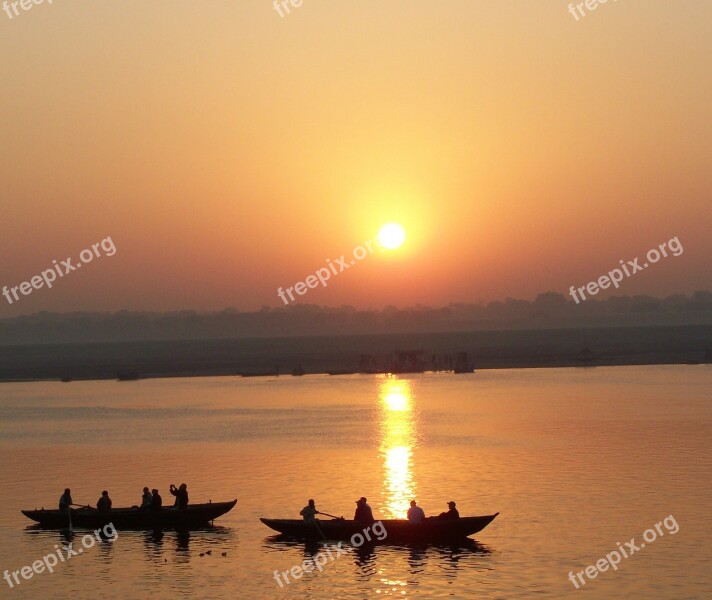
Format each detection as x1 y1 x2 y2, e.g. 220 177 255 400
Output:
21 500 237 530
260 513 499 543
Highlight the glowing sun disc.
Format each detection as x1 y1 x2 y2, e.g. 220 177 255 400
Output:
378 223 406 250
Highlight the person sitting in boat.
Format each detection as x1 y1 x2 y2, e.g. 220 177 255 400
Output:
150 488 163 510
407 500 426 524
300 499 319 522
59 488 72 512
437 501 460 520
170 483 189 510
97 491 112 513
354 497 375 524
140 487 152 510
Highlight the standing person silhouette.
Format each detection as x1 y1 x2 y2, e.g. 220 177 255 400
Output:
170 483 189 510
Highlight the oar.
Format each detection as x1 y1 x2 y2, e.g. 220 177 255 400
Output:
67 503 93 528
317 511 344 520
312 518 328 542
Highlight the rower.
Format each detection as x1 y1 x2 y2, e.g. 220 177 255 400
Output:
97 491 112 513
354 497 375 524
299 499 319 522
59 488 72 513
170 483 189 510
437 501 460 520
407 500 425 524
150 488 163 510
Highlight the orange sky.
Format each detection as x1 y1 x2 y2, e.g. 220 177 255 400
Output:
1 1 710 314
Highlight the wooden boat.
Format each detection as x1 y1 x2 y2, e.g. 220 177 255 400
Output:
260 513 499 543
21 500 237 530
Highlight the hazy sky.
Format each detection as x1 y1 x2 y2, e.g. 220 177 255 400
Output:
1 0 710 314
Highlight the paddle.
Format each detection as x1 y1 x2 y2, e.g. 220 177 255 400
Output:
312 511 344 541
317 511 344 520
64 504 73 531
66 502 94 529
312 518 328 542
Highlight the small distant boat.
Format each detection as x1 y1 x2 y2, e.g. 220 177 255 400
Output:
22 500 237 530
260 513 499 543
116 371 140 381
240 372 278 377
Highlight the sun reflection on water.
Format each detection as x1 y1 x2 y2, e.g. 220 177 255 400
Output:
378 377 417 519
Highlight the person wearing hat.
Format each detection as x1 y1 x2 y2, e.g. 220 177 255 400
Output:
354 496 375 524
438 501 460 520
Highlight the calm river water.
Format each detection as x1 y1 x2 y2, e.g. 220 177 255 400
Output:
0 366 710 598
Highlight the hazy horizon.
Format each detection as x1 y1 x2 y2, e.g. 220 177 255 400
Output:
3 288 712 316
2 290 712 348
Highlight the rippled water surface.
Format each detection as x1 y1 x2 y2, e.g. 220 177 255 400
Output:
0 367 710 598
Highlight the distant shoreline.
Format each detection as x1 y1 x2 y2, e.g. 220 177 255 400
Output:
0 324 710 383
1 358 711 385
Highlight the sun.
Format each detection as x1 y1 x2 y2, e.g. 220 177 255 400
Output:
377 223 406 250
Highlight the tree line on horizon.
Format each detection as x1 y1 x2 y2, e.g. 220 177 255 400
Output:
1 291 712 345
